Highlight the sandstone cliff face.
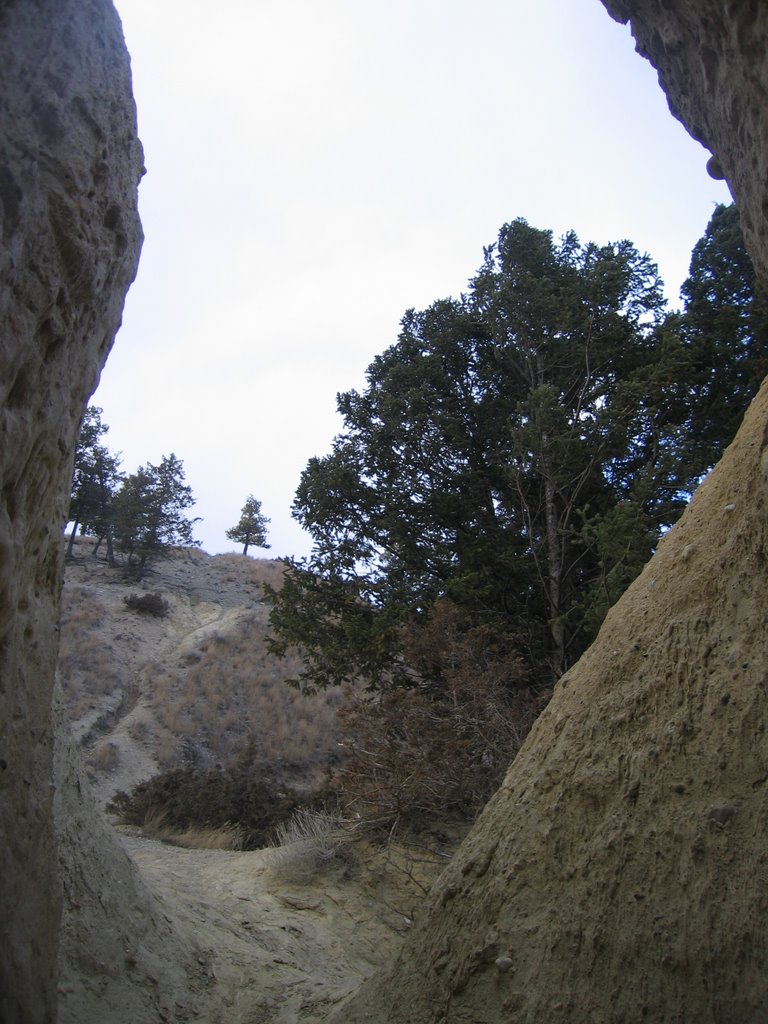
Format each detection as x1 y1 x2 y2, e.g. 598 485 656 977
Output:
0 3 143 1021
336 3 768 1022
601 0 768 284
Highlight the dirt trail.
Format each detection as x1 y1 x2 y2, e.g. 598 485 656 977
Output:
56 741 440 1024
56 544 442 1023
91 600 253 806
61 542 265 805
114 830 418 1024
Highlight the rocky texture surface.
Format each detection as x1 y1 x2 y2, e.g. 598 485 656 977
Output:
0 2 143 1021
335 3 768 1021
601 0 768 285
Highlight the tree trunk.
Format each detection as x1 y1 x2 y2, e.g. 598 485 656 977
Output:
106 531 116 566
543 458 565 679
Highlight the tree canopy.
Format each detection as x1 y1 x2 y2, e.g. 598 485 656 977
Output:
112 453 200 572
68 415 200 575
226 495 271 555
675 202 768 471
67 406 122 559
268 209 767 691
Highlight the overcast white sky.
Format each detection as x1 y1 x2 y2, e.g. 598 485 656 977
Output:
99 0 731 558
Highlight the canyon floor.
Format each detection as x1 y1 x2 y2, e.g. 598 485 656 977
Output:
55 540 448 1023
60 825 437 1024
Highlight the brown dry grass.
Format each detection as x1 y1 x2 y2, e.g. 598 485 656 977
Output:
213 553 287 590
89 740 120 772
59 545 343 797
138 807 245 850
58 583 123 717
265 807 360 882
148 611 343 781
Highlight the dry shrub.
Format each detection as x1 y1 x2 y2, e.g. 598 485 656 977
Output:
107 749 330 850
127 718 148 742
212 554 287 592
139 807 245 850
90 740 119 771
57 584 122 716
124 591 169 618
265 808 358 881
155 733 181 768
335 601 547 833
60 585 105 631
148 611 343 782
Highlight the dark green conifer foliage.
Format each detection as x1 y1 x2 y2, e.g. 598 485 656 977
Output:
68 405 122 560
677 202 768 473
112 453 199 574
226 495 270 555
268 214 764 689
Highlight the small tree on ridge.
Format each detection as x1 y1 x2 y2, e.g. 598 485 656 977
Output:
68 405 122 561
226 495 270 555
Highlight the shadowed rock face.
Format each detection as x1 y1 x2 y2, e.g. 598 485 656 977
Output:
601 0 768 284
0 2 143 1021
335 3 768 1022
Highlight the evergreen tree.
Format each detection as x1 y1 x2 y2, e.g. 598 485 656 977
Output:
676 203 768 475
269 219 685 687
226 495 270 555
112 453 200 574
68 406 122 560
268 213 766 692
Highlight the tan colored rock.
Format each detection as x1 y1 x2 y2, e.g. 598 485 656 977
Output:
0 3 143 1021
600 0 768 287
336 3 768 1021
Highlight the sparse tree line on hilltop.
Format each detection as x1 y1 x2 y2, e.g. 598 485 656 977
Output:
67 417 201 575
67 415 270 574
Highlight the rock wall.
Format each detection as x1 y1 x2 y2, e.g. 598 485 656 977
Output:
0 3 143 1021
601 0 768 285
335 3 768 1022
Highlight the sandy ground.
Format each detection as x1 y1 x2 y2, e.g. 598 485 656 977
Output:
118 831 430 1023
56 542 447 1023
117 831 421 1024
57 793 442 1024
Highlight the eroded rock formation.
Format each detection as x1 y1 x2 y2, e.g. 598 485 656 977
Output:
601 0 768 284
0 3 143 1020
335 3 768 1022
3 1 768 1022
